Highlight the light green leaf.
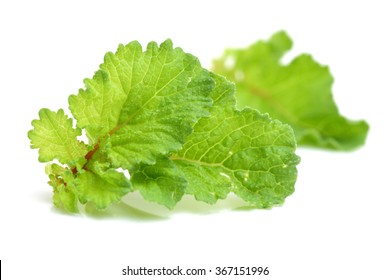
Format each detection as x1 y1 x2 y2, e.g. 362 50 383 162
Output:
47 166 79 213
171 74 299 208
131 157 187 209
69 39 214 169
51 182 79 214
76 162 131 209
213 31 369 150
28 109 87 165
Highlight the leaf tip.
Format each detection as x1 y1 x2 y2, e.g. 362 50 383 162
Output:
161 38 173 49
270 30 293 51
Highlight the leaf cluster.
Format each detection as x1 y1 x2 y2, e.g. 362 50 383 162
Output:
28 39 299 213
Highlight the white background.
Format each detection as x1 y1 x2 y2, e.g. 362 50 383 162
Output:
1 0 389 279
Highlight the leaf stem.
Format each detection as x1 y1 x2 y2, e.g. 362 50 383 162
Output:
81 141 100 170
76 126 117 174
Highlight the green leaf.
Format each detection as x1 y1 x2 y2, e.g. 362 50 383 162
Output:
47 165 79 213
51 181 79 214
131 157 187 209
28 109 87 165
76 162 131 209
170 74 299 207
213 31 369 150
69 39 214 169
131 73 299 208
